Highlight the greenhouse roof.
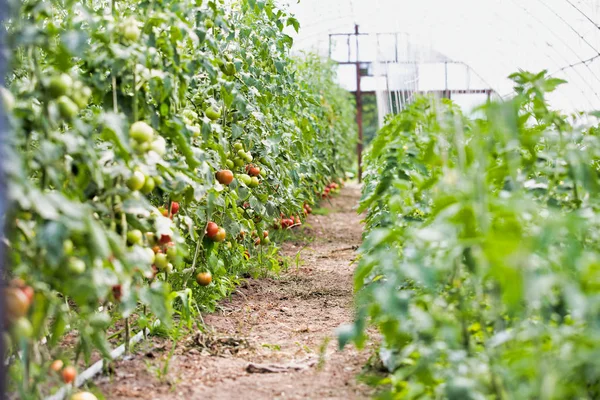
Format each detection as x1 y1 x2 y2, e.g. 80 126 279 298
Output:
279 0 600 113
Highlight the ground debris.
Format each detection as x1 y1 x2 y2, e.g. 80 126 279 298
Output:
189 332 250 356
246 358 317 374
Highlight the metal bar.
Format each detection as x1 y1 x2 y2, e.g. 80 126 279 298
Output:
354 24 363 183
0 0 8 394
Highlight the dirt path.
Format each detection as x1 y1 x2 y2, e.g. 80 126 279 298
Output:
96 183 372 399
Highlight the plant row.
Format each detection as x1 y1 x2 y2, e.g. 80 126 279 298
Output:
342 71 600 399
1 0 355 397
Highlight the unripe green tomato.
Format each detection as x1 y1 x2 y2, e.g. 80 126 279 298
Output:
188 125 201 137
249 176 259 188
130 121 154 143
57 96 79 120
48 73 73 98
234 158 245 168
239 174 252 185
205 19 214 28
237 206 245 215
63 239 74 256
127 229 143 245
205 106 221 121
165 263 174 274
68 257 86 274
150 137 166 156
123 24 140 42
260 169 267 178
11 317 33 340
153 175 164 186
144 247 156 264
233 142 244 151
166 245 177 261
154 253 168 270
141 176 156 194
226 159 235 169
244 152 253 162
224 62 236 76
236 149 246 158
127 171 146 191
263 236 271 245
72 82 92 108
0 87 14 111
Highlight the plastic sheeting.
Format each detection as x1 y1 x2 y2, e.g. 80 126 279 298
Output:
279 0 600 113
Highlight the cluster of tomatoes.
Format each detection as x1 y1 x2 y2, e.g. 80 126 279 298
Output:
49 359 97 399
274 213 302 230
321 182 340 198
4 279 35 339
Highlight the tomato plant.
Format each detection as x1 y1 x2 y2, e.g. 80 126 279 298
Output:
341 71 600 398
1 0 355 397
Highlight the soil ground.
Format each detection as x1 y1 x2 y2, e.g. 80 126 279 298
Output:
96 183 374 399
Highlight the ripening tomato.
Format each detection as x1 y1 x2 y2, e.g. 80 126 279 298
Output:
112 285 122 301
61 366 77 384
158 234 171 244
20 286 34 304
4 288 30 322
50 359 64 373
254 238 261 246
216 170 234 185
248 166 260 177
70 392 98 400
196 271 212 286
206 222 219 239
215 228 226 242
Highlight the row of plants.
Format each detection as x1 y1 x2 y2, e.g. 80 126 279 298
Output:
342 71 600 399
1 0 356 398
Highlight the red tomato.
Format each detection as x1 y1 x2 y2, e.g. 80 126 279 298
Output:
159 234 171 244
61 366 77 384
170 202 180 215
206 222 219 239
216 170 234 185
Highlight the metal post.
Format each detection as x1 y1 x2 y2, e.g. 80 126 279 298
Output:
354 24 363 183
0 0 8 394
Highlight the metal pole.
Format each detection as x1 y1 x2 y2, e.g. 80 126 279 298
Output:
354 24 363 183
0 0 8 393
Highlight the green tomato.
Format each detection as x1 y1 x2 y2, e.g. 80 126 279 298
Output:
127 229 143 245
233 142 244 151
236 149 246 158
205 106 221 121
48 73 73 98
226 159 235 169
63 239 74 256
130 121 154 143
223 62 236 76
127 171 146 191
68 257 86 274
154 253 168 270
249 176 259 188
205 19 214 28
72 82 92 108
166 245 177 261
150 137 166 156
244 152 253 163
57 96 79 120
141 176 156 194
234 158 245 167
263 236 271 245
123 24 140 42
239 174 252 186
11 317 33 340
153 175 164 186
260 169 267 178
165 263 174 274
0 87 15 111
144 247 156 264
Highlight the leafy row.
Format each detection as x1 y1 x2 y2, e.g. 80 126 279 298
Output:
343 71 600 399
1 0 355 397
